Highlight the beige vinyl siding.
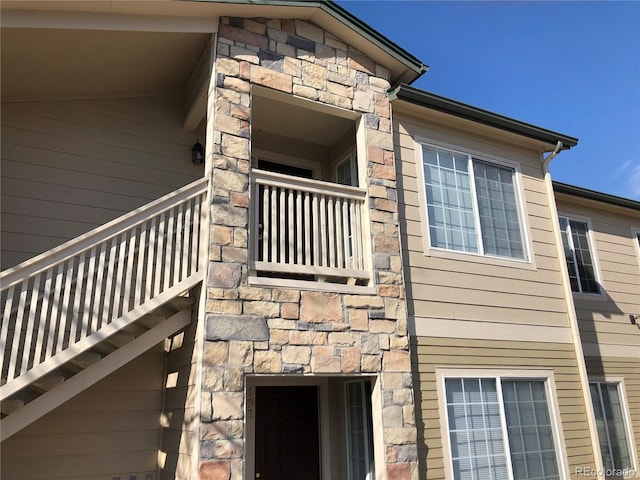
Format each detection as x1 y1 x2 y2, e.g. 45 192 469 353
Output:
160 320 199 480
555 195 640 349
1 348 165 480
412 337 596 480
1 97 203 270
394 114 571 330
585 356 640 479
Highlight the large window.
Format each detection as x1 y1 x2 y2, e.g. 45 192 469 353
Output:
444 377 561 480
590 381 634 472
558 216 600 294
421 144 526 260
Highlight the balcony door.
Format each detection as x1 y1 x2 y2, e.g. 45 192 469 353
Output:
257 159 313 179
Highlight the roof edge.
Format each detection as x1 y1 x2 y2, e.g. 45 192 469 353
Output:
553 181 640 211
390 84 579 149
317 1 428 80
196 0 428 81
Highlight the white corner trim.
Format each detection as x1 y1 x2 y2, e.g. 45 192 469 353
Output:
632 227 640 270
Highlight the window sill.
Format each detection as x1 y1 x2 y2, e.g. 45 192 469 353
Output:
572 291 606 301
423 246 537 271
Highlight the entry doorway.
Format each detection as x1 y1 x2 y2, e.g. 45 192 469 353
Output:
255 386 321 480
247 377 380 480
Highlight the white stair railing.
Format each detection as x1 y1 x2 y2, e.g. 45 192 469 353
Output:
0 178 207 397
251 169 369 281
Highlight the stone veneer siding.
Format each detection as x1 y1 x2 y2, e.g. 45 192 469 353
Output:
201 17 418 480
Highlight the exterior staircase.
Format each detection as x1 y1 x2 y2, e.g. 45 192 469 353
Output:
0 178 207 440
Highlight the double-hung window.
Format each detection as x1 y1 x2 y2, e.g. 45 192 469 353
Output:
558 216 600 294
444 376 562 480
589 381 635 472
421 144 526 260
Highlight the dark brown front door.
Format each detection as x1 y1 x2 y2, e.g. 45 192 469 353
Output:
255 386 320 480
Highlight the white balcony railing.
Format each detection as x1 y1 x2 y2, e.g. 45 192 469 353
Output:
251 169 369 283
0 178 207 397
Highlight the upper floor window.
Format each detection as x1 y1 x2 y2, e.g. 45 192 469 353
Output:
421 144 526 260
589 381 635 472
337 151 358 187
558 216 600 294
444 376 562 480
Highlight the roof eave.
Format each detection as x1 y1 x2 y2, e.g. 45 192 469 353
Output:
315 0 428 82
391 84 578 150
553 181 640 211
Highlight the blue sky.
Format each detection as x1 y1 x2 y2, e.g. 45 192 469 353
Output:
337 1 640 200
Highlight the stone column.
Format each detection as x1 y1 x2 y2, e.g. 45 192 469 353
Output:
200 16 418 480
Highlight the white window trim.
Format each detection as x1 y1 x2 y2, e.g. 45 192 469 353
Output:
414 137 536 270
336 150 359 187
252 148 322 179
344 379 375 480
589 376 639 473
435 367 570 480
557 212 604 297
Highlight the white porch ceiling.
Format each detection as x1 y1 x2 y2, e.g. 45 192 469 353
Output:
252 95 355 148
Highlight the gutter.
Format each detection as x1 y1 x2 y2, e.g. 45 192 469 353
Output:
390 84 579 149
553 181 640 211
542 148 606 480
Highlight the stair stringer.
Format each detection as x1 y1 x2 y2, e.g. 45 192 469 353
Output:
0 308 192 441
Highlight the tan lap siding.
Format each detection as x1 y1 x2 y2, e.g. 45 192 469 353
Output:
394 115 569 329
555 197 640 349
1 97 202 269
0 348 164 480
412 337 596 480
161 321 199 480
586 355 640 476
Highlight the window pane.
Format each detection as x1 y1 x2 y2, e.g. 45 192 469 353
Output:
567 219 600 293
591 382 633 471
559 217 580 292
473 160 525 259
590 383 613 470
422 146 478 253
502 380 559 480
445 378 508 480
346 381 375 480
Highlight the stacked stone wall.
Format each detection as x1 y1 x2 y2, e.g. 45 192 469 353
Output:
201 16 418 480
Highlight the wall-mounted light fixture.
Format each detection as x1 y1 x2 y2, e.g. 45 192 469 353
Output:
630 314 639 325
191 140 204 164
